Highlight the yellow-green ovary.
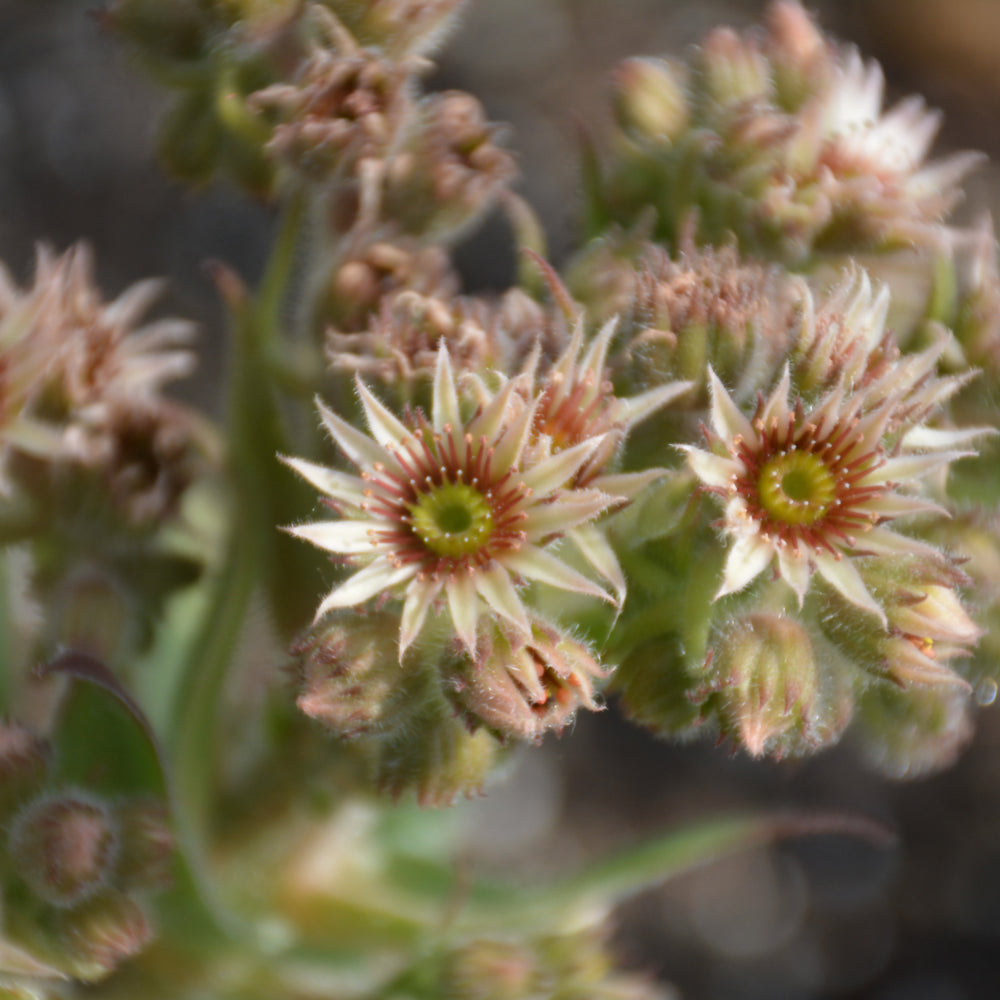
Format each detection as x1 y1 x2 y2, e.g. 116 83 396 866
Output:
757 450 836 526
409 482 494 557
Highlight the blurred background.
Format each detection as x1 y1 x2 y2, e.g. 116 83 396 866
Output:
3 1 1000 998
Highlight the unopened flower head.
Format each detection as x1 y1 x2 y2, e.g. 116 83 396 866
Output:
285 346 619 659
624 238 798 404
452 614 607 742
327 287 553 388
685 350 980 623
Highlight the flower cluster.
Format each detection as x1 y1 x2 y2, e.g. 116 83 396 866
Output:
599 0 981 264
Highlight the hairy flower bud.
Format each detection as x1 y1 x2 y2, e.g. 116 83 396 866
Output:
8 792 120 909
62 894 152 982
383 91 517 240
451 616 607 742
612 58 689 146
694 613 840 758
293 610 415 739
855 682 973 780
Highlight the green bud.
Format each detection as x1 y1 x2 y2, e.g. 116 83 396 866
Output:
60 894 152 983
612 58 689 146
696 612 843 758
855 682 973 780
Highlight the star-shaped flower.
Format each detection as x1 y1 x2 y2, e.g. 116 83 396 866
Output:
684 364 981 624
284 346 620 658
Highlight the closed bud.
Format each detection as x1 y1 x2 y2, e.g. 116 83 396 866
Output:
440 939 537 1000
292 610 416 739
0 724 49 819
612 58 689 145
700 27 770 105
372 712 500 807
63 894 152 982
8 793 119 909
855 683 973 779
451 617 607 742
696 613 841 758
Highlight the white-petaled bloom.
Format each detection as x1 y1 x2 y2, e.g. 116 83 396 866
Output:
524 316 693 603
0 244 195 493
684 365 982 625
284 346 620 659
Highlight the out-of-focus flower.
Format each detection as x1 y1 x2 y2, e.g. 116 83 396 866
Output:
599 0 982 264
451 614 606 742
284 346 618 659
382 90 518 240
250 6 419 181
0 244 196 505
684 356 976 623
326 238 457 331
326 286 555 387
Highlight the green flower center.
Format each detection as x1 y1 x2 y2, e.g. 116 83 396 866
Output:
757 451 836 526
409 482 494 558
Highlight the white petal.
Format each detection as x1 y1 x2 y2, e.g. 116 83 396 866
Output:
466 377 519 443
569 522 627 606
487 393 537 474
522 491 618 538
862 493 948 519
758 365 791 429
520 435 606 497
776 546 811 606
580 315 618 381
447 571 479 655
474 564 530 637
280 455 367 506
504 545 615 604
861 450 972 485
399 576 443 660
708 368 755 445
356 379 410 450
285 520 376 554
682 446 741 489
316 396 393 470
433 345 461 432
716 533 773 600
589 469 666 499
901 425 996 451
314 561 417 620
623 380 694 427
853 526 944 561
815 553 886 626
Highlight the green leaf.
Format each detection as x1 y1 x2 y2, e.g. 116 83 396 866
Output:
41 651 166 799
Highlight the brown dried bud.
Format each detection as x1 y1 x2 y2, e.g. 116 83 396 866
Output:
8 792 119 908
